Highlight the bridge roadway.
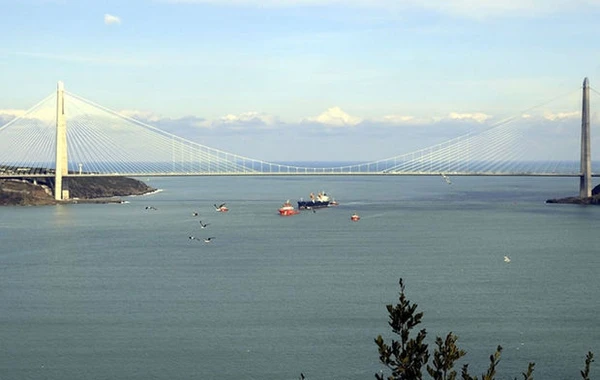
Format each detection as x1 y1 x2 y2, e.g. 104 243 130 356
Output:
0 172 597 178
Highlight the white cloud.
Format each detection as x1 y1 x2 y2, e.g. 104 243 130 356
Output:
117 106 590 143
305 106 362 127
104 13 121 25
220 112 276 125
375 113 494 125
0 109 26 118
0 107 55 126
2 103 591 162
446 112 492 123
127 110 279 134
0 109 25 126
161 0 600 18
120 109 162 122
404 0 567 18
543 111 579 121
379 115 417 124
196 111 278 129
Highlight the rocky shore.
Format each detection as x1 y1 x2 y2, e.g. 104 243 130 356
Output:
0 177 156 206
545 184 600 205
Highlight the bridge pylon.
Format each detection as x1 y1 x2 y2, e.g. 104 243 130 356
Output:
54 81 69 200
580 77 592 198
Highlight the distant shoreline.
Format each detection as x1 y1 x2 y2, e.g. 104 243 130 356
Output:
545 195 600 205
546 184 600 205
0 176 156 206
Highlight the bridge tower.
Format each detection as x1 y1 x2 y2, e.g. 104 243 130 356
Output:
580 77 592 198
54 81 69 200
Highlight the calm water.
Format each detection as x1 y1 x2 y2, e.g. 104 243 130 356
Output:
1 176 599 380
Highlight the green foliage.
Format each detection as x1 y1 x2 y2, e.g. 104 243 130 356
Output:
375 278 429 380
375 278 594 380
479 346 502 380
427 333 466 380
520 362 535 380
581 352 594 380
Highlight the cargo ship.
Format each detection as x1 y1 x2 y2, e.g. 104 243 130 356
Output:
297 192 333 210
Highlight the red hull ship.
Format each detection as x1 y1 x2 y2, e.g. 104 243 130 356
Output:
279 200 300 216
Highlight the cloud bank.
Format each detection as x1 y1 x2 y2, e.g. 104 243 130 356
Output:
0 109 26 126
162 0 600 18
114 106 590 161
1 106 591 162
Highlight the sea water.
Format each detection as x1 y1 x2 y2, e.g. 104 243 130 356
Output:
1 175 599 380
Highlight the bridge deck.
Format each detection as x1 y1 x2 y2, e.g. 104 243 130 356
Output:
0 172 596 178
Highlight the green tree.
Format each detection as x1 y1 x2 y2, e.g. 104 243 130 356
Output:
375 278 429 380
582 352 595 380
375 278 594 380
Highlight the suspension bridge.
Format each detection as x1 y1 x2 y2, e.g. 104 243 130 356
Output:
0 78 596 200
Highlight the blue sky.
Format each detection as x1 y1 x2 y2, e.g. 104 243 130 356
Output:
1 0 600 161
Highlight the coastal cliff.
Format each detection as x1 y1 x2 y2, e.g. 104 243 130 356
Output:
546 184 600 205
66 177 155 199
0 177 155 206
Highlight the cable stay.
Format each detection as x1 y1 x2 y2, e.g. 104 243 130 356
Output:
0 85 593 177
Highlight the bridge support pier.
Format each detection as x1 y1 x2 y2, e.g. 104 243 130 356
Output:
580 77 592 198
54 81 69 200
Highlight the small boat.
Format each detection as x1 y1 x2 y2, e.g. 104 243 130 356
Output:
214 203 229 212
350 213 360 221
279 200 300 216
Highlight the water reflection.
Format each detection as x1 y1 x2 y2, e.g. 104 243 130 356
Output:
51 204 75 227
